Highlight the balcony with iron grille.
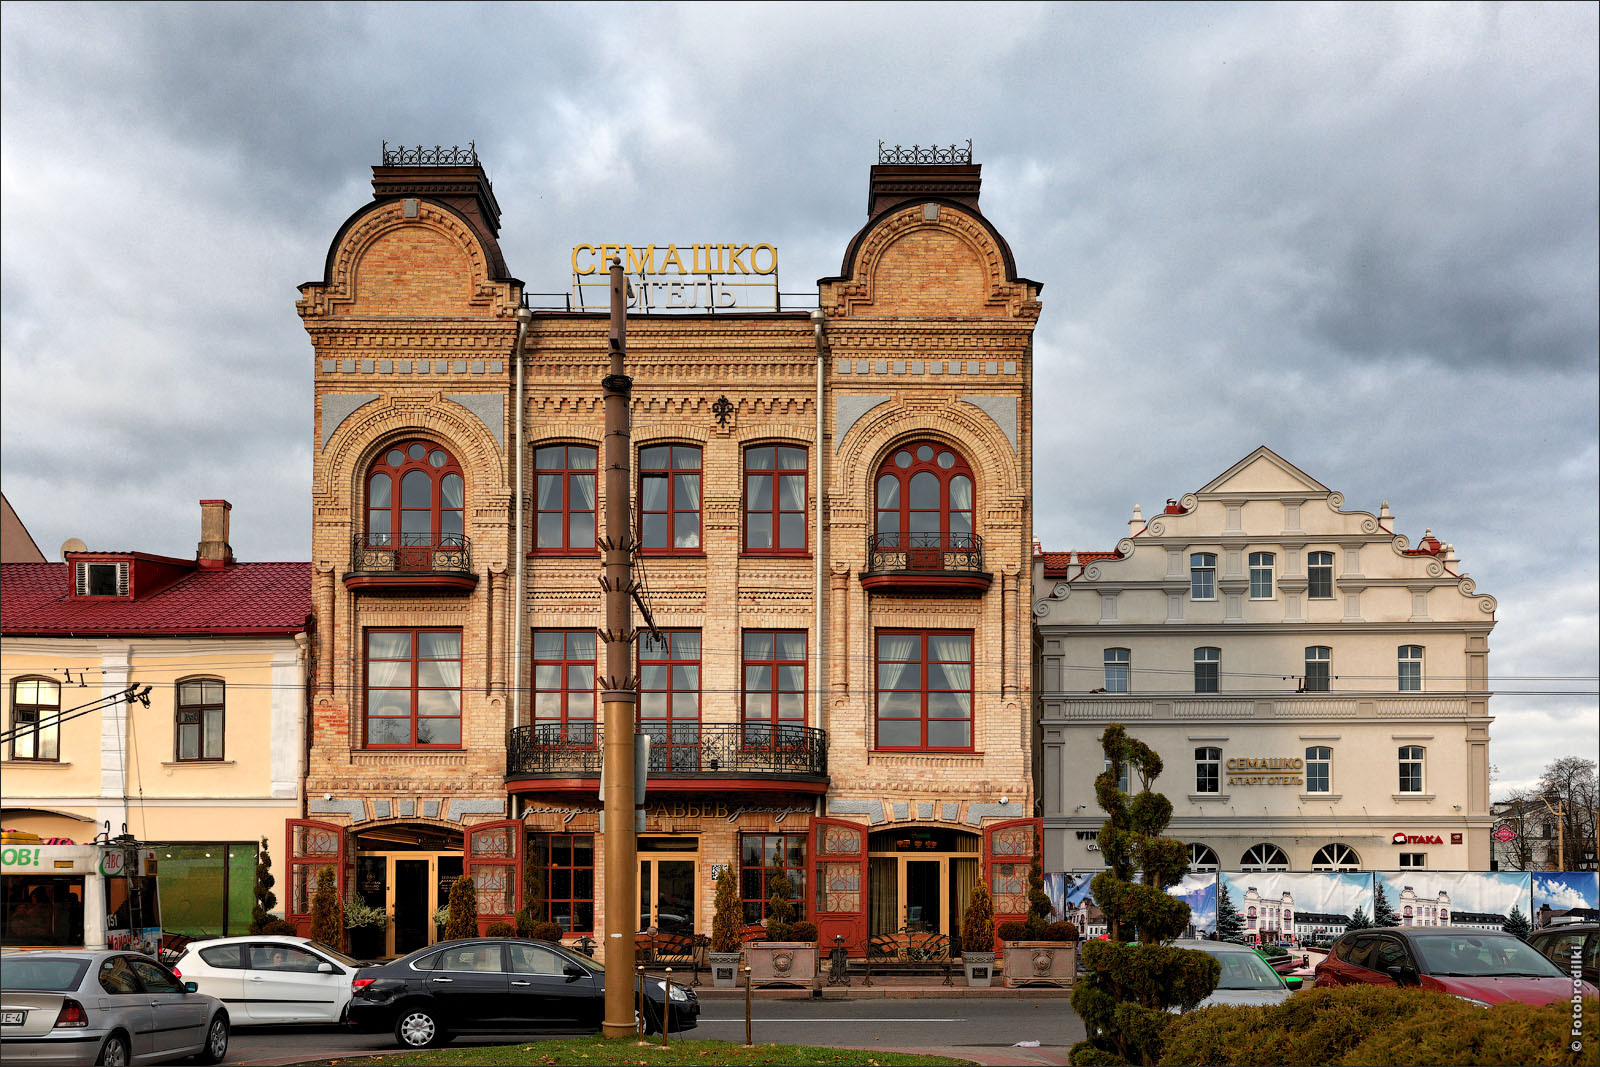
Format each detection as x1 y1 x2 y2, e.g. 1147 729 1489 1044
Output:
860 533 991 595
344 533 477 595
505 723 828 795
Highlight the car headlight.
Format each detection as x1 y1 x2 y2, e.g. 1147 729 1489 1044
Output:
1451 995 1491 1009
660 982 689 1003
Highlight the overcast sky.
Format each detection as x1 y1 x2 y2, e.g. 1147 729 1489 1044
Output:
3 2 1594 798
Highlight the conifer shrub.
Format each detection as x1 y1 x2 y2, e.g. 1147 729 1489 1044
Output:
1025 851 1052 937
1044 920 1079 942
997 920 1029 943
961 880 996 956
711 865 743 953
248 836 278 933
484 920 516 937
515 838 546 937
789 921 818 942
764 860 796 941
443 874 477 941
308 867 341 949
528 921 564 943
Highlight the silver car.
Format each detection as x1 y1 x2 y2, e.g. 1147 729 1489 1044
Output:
0 950 228 1066
1173 939 1302 1008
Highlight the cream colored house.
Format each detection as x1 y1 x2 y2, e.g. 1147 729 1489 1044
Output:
1 500 310 937
1034 447 1496 873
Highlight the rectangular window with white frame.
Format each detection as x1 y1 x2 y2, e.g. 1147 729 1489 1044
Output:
1248 552 1275 599
1195 747 1221 793
1190 553 1216 600
1103 756 1131 793
1307 551 1335 599
1193 647 1220 693
1398 745 1425 793
1397 645 1423 691
1103 648 1130 693
1305 746 1331 793
1304 646 1331 692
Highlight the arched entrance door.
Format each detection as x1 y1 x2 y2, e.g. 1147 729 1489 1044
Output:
866 827 980 942
353 824 463 958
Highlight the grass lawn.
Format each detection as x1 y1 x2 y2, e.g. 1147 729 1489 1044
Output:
290 1035 974 1066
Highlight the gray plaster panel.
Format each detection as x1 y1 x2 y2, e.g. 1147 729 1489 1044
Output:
398 361 412 373
379 361 393 374
340 360 356 374
321 360 336 373
489 361 503 373
372 799 392 819
827 799 884 824
471 361 485 374
399 799 416 817
447 798 506 822
941 803 959 822
917 802 934 819
964 803 1015 826
309 797 367 822
892 801 909 820
320 394 379 451
961 395 1018 453
837 359 852 374
835 395 891 452
361 360 374 374
452 360 468 374
447 394 507 451
422 799 441 819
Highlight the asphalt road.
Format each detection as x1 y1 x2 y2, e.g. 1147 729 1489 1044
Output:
223 997 1084 1065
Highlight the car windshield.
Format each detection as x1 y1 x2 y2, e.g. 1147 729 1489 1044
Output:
1414 935 1566 977
0 957 90 990
1202 948 1285 990
304 940 364 967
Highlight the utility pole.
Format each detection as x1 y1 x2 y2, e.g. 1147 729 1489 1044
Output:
599 257 639 1039
1539 794 1566 871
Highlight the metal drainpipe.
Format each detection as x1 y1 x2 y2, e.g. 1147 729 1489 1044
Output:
810 308 827 745
511 308 533 730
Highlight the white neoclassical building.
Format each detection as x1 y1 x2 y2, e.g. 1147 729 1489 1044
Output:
1034 447 1497 873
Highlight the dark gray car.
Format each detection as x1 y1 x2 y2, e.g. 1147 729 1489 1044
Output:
0 949 228 1066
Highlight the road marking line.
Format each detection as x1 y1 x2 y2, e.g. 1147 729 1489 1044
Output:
699 1017 965 1023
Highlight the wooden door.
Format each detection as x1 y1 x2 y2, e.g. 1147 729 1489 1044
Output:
464 820 522 935
285 819 346 938
982 817 1041 943
811 818 868 953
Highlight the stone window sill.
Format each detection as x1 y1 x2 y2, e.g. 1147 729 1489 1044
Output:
1 760 71 767
161 760 236 767
1188 792 1230 802
1393 793 1435 801
1300 793 1343 802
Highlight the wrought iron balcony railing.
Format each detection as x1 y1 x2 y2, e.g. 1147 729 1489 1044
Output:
350 533 472 575
507 723 827 782
865 532 985 574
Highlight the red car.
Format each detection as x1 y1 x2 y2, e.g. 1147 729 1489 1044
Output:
1315 927 1597 1006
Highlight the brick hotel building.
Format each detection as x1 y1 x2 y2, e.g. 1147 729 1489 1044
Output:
290 147 1040 955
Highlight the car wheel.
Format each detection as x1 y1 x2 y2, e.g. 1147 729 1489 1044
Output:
198 1013 229 1064
395 1006 447 1048
96 1033 130 1067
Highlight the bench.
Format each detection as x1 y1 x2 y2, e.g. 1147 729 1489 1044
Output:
864 931 954 985
635 931 707 985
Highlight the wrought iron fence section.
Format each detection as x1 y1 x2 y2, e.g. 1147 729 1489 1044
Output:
865 532 984 573
507 723 827 779
877 140 973 165
381 141 480 167
350 533 472 574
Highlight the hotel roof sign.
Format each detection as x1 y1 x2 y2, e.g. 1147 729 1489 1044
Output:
570 243 782 312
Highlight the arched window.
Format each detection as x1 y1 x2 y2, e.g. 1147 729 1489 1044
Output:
1188 843 1218 872
366 441 464 547
1311 843 1360 871
1240 843 1289 872
874 441 975 553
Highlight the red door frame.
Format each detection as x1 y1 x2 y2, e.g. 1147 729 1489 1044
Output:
285 819 348 939
982 817 1042 948
464 820 522 935
811 817 869 953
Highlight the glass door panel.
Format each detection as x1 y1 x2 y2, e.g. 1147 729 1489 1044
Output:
905 861 939 932
656 860 694 936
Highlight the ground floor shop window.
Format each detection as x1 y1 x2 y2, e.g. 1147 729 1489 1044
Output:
527 833 595 934
740 833 806 925
157 842 256 938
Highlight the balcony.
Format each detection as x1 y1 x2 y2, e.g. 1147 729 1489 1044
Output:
860 533 991 595
344 533 477 595
505 723 828 794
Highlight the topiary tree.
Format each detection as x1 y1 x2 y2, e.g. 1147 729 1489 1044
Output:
1070 724 1220 1066
764 856 796 941
249 836 278 933
960 880 995 957
1215 879 1244 943
515 840 546 937
1025 850 1052 937
443 874 477 941
711 865 742 953
1503 903 1531 939
484 920 516 937
308 867 342 949
1373 879 1399 927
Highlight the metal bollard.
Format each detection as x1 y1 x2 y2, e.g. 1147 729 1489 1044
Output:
636 965 645 1037
661 968 672 1045
743 965 753 1046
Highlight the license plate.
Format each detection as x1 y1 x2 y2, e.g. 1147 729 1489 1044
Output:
0 1011 25 1026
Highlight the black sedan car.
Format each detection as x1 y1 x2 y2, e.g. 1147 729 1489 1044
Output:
347 939 698 1048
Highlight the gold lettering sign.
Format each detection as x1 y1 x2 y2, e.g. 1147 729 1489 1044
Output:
569 243 782 312
571 243 779 277
1222 755 1304 787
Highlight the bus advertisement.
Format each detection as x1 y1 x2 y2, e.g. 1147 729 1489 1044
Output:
1 832 162 954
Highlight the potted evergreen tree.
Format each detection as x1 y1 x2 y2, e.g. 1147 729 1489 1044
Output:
709 865 744 988
744 856 818 989
443 874 477 940
999 851 1077 987
308 867 343 951
960 880 996 987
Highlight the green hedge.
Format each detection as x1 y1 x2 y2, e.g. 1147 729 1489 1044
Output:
1158 985 1596 1067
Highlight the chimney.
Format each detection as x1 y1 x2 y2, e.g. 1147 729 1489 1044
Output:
372 142 509 278
197 499 233 568
867 140 981 217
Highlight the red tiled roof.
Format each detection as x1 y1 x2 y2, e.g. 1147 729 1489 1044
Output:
1040 550 1120 578
1 562 311 636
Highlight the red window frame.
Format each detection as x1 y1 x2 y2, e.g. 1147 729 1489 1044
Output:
363 628 463 748
366 440 465 548
638 629 701 769
528 833 595 934
531 630 596 744
175 677 225 762
740 833 808 924
874 629 974 752
532 443 598 555
639 444 702 554
741 630 807 744
874 441 975 549
743 444 808 554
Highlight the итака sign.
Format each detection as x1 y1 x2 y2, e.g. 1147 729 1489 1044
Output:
1226 756 1304 787
570 243 781 312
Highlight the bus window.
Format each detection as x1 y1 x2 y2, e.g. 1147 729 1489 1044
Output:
1 875 86 946
105 876 162 935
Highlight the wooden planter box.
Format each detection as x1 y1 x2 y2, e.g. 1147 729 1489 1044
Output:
1001 941 1076 988
745 942 818 989
708 951 743 989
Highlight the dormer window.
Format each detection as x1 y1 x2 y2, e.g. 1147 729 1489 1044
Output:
74 560 129 598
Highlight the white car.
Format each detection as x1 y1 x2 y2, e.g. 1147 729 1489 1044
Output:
1172 939 1302 1009
171 935 366 1025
